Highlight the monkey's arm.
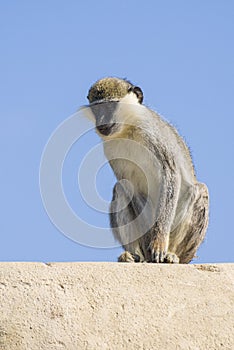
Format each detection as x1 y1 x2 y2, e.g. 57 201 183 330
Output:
149 156 181 263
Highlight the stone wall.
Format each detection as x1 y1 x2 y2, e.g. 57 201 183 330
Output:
0 262 233 349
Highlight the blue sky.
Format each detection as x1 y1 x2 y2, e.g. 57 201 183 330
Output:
1 1 233 263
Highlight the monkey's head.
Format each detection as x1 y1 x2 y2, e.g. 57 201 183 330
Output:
86 77 143 137
87 77 143 104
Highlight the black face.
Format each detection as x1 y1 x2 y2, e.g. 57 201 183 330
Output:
90 101 118 136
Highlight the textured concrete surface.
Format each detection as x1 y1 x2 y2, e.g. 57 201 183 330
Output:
0 262 233 350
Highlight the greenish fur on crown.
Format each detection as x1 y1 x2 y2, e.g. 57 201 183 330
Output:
87 77 132 103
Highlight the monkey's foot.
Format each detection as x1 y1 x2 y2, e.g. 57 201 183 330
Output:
164 252 180 264
118 251 140 263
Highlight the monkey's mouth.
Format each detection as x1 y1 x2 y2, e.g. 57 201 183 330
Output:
96 122 117 136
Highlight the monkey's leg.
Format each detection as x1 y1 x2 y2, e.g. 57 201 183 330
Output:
169 183 209 264
110 182 146 263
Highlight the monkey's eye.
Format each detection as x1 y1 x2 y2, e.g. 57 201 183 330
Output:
132 86 143 104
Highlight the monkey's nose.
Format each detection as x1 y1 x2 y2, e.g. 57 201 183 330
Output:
90 101 118 123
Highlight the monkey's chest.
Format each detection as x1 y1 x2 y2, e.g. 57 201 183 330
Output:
110 158 146 183
104 139 162 197
108 160 161 206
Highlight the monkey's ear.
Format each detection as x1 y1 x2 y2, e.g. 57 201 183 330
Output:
133 86 143 104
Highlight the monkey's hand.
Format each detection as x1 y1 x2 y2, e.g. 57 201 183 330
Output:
149 236 179 263
149 235 169 263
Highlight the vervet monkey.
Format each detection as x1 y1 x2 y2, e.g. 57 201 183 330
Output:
86 77 209 263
